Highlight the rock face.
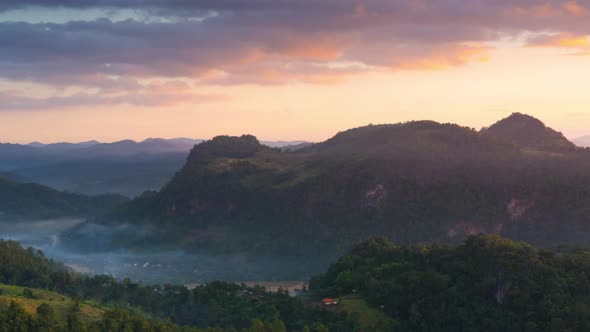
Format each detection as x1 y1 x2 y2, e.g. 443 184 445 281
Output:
364 184 387 208
507 197 534 220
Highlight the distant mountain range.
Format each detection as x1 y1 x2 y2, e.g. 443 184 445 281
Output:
64 113 590 259
26 138 201 156
0 138 309 197
573 135 590 147
24 138 309 155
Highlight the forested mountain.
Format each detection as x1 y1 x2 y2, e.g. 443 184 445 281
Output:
0 138 309 197
310 235 590 331
0 177 127 221
82 113 590 258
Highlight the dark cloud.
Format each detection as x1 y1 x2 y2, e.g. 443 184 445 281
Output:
0 0 589 108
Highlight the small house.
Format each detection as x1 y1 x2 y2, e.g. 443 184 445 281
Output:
321 298 337 305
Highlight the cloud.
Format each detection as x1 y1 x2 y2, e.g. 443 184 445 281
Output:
526 32 590 53
0 79 226 111
1 0 590 109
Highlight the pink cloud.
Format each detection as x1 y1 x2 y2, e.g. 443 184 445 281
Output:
2 0 590 108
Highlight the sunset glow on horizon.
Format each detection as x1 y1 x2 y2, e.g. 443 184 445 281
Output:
1 1 590 143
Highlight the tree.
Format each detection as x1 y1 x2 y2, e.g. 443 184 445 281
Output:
250 319 265 332
37 303 57 331
66 312 87 332
334 271 354 294
271 319 286 332
6 301 32 332
22 288 35 299
315 324 329 332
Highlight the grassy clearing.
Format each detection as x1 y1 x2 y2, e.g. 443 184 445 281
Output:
334 295 396 331
0 283 103 321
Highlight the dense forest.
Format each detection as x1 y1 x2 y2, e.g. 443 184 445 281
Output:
0 240 354 331
5 235 590 331
77 113 590 259
0 301 326 332
0 177 127 221
310 235 590 331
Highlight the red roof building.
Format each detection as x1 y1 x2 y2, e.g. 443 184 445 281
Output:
321 298 336 305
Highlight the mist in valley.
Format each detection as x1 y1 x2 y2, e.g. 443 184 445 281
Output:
0 219 325 285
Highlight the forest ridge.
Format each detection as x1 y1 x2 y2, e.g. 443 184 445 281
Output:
62 113 590 259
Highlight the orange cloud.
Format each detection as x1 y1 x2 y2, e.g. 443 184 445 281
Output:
395 45 491 71
532 3 561 17
557 36 590 47
563 1 589 16
267 35 347 62
509 1 589 18
509 4 561 18
528 33 590 50
282 45 342 61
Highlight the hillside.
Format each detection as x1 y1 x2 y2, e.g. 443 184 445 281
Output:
80 114 590 260
13 153 188 197
310 235 590 331
480 112 577 153
7 231 590 331
0 178 127 221
0 284 103 322
1 138 310 197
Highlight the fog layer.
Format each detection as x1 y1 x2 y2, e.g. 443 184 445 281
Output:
0 219 329 284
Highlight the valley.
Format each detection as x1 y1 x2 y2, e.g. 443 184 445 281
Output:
0 218 327 284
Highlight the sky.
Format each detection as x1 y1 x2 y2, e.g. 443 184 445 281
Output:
1 1 590 143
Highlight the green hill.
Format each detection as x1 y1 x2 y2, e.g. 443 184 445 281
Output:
87 115 590 258
0 177 128 221
0 284 103 321
310 235 590 331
